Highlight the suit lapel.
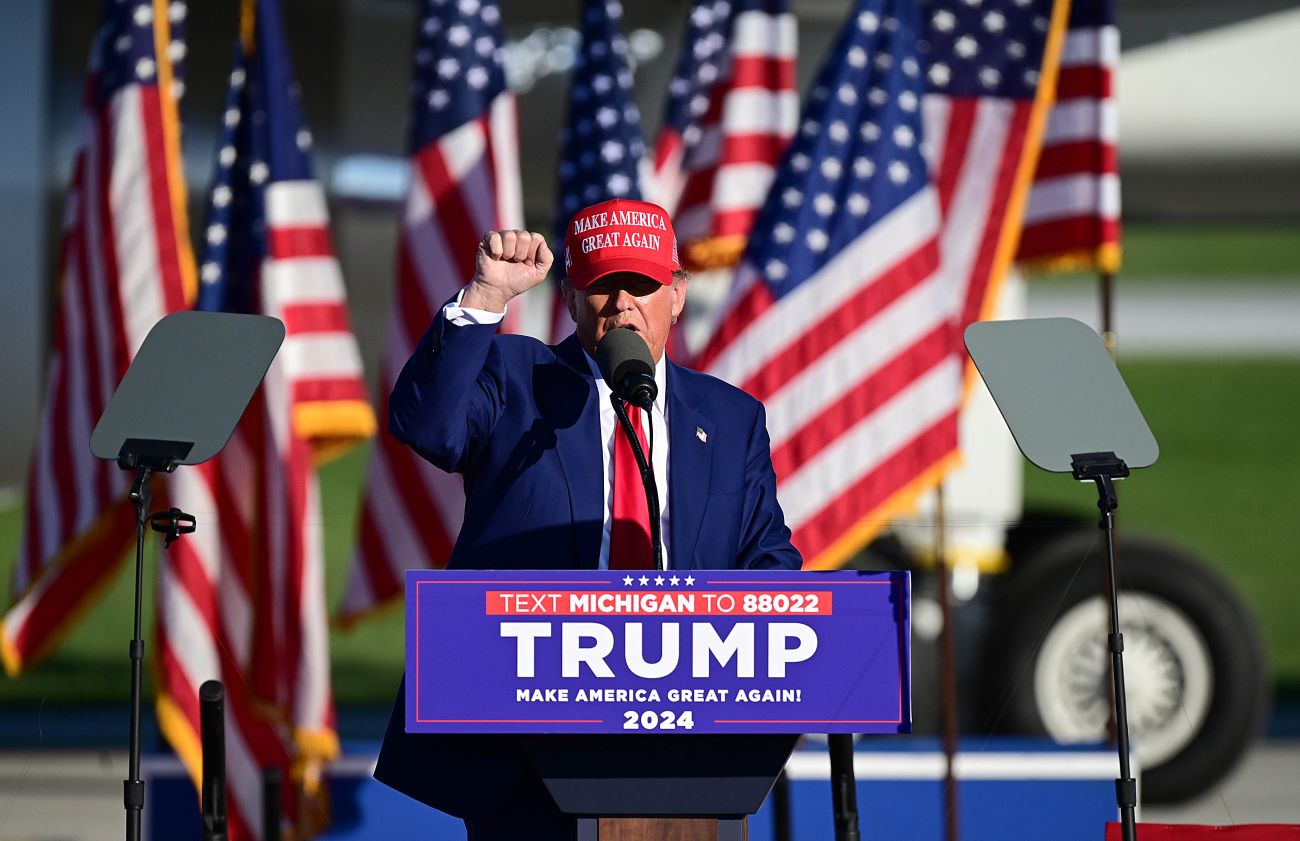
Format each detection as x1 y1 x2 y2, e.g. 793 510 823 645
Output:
551 335 603 568
668 363 712 570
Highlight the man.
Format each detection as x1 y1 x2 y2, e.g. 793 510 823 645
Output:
374 198 801 839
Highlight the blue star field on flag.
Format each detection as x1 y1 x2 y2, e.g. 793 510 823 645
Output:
196 0 318 314
94 0 189 104
407 0 508 150
920 0 1052 99
553 0 648 267
744 0 929 297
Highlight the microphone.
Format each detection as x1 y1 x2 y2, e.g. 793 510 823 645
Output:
595 329 657 410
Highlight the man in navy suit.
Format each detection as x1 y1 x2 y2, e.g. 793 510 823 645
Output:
374 199 801 839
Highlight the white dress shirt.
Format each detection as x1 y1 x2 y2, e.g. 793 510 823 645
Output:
442 292 672 569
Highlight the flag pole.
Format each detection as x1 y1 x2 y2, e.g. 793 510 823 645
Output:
935 484 960 841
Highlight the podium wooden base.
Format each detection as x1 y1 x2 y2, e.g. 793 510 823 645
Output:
578 817 747 841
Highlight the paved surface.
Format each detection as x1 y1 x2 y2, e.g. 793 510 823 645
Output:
1026 281 1300 356
2 742 1298 840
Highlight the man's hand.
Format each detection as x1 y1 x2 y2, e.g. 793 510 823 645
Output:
462 229 554 313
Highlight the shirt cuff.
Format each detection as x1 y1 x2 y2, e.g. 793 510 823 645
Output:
443 286 507 327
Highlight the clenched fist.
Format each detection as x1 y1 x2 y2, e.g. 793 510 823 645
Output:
462 229 554 313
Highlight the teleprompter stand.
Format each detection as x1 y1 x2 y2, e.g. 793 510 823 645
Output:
90 311 284 841
965 317 1159 841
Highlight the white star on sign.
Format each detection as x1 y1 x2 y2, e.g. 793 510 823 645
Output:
670 575 680 586
639 575 650 586
654 575 665 586
684 575 696 586
623 575 634 586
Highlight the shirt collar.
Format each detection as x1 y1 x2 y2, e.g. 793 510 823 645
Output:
582 344 668 416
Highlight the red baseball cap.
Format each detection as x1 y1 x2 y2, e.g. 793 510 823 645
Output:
562 198 681 290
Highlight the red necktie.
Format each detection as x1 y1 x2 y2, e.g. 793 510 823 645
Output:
610 402 654 570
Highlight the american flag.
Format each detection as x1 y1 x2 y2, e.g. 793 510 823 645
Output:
554 0 651 253
654 0 798 270
547 0 652 342
156 1 374 838
338 0 522 624
696 0 963 569
1017 0 1120 273
2 0 194 675
919 0 1069 332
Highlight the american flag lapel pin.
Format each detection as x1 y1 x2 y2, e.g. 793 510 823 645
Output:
696 426 707 443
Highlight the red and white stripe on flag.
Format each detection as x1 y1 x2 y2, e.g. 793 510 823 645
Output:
656 5 798 270
340 94 523 625
1017 0 1121 273
700 192 963 567
3 0 194 676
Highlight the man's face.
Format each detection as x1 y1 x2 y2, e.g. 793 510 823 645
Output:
565 271 686 364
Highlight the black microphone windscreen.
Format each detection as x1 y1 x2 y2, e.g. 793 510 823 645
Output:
595 329 654 391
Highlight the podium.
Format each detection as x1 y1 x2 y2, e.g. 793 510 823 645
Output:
399 569 911 838
525 733 797 840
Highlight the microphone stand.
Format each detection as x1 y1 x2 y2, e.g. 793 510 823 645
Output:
610 393 663 571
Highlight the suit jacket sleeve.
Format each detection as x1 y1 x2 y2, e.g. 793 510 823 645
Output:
737 402 803 570
387 305 506 473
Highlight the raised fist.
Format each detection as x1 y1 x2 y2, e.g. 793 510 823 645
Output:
462 229 554 313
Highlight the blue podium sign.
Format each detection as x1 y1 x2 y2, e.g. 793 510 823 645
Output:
405 569 910 735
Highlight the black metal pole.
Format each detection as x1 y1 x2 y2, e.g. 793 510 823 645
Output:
828 734 860 841
200 680 228 841
934 486 961 841
771 769 792 841
125 465 152 841
263 766 282 841
1096 478 1138 841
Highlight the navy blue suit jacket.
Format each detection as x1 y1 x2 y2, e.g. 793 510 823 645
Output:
374 310 801 816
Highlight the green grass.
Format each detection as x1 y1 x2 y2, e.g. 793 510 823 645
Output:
1028 222 1300 284
1023 357 1300 691
4 358 1299 705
